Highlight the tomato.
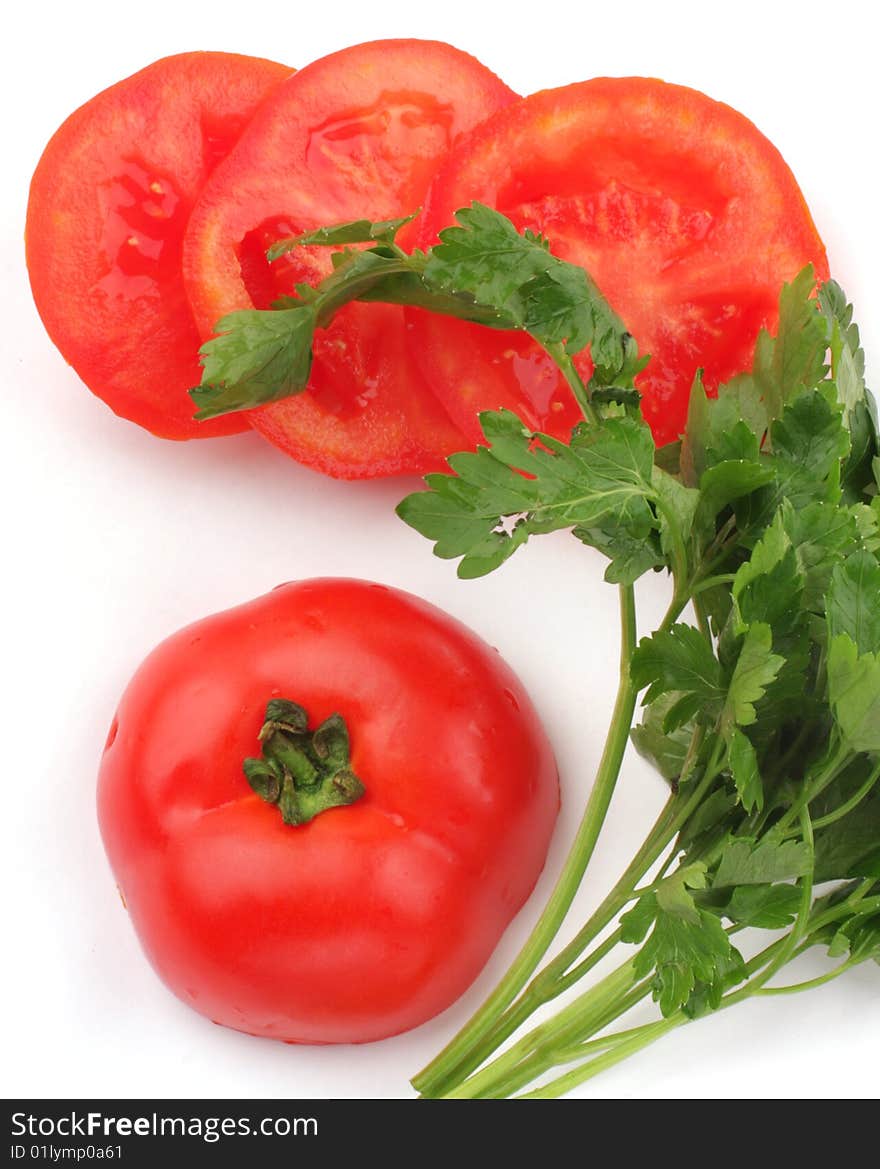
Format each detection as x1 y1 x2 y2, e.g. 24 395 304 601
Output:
97 579 558 1043
183 39 517 477
26 52 292 440
410 77 829 448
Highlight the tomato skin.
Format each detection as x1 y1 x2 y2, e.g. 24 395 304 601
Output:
183 40 517 477
97 579 558 1043
26 52 292 440
410 77 829 447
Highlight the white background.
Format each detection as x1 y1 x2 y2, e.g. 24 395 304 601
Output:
3 0 879 1100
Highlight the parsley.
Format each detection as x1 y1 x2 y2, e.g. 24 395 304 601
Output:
196 205 880 1099
621 865 742 1015
398 411 659 579
190 203 640 425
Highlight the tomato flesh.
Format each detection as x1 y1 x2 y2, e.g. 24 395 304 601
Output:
26 52 292 439
183 39 517 477
97 579 559 1043
412 78 829 447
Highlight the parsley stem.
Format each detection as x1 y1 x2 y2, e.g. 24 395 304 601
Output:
479 980 657 1099
514 1015 684 1099
547 345 599 426
807 883 879 936
467 981 654 1098
754 961 856 996
654 496 690 598
551 1018 678 1063
726 808 817 1004
316 258 510 329
775 742 851 832
782 758 880 838
690 573 737 595
519 928 801 1098
548 927 623 996
515 925 811 1099
445 926 627 1088
453 736 727 1089
439 959 643 1099
533 737 727 985
413 583 638 1097
692 593 712 639
419 683 726 1097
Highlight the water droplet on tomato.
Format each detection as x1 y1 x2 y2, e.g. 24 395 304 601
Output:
503 689 521 713
104 717 119 751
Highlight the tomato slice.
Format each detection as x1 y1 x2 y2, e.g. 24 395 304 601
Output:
26 52 292 440
183 39 517 478
410 78 829 448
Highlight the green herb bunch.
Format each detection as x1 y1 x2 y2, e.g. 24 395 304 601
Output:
193 207 880 1098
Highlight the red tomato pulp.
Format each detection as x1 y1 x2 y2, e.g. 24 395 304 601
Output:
183 40 517 477
410 77 829 447
26 53 293 439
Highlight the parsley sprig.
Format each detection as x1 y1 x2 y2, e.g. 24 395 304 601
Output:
190 203 642 426
195 207 880 1099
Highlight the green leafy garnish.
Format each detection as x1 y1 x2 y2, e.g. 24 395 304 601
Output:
397 411 660 579
196 202 880 1098
621 865 742 1016
266 212 418 256
190 203 641 422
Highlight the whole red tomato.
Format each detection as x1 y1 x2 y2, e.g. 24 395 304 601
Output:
97 579 558 1043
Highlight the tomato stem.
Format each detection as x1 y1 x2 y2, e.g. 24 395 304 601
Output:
243 699 365 826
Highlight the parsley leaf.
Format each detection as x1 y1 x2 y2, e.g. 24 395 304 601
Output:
819 278 868 421
573 524 664 585
713 835 812 887
397 410 659 579
732 510 804 636
681 370 767 486
696 459 775 532
826 911 880 963
723 883 801 929
621 866 739 1017
423 203 632 367
827 633 880 753
630 696 695 782
769 391 850 497
631 624 723 729
813 788 880 881
682 946 748 1018
727 727 763 813
826 550 880 654
266 212 418 257
191 306 317 419
720 622 785 732
681 266 828 486
785 501 859 614
752 265 828 422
